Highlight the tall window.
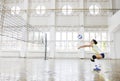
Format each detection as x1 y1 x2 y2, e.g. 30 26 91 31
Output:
56 32 61 40
61 32 67 40
73 32 78 40
67 32 72 49
29 32 34 41
90 32 95 40
45 32 50 41
96 32 101 41
67 32 72 40
34 32 39 40
84 32 89 41
102 32 107 41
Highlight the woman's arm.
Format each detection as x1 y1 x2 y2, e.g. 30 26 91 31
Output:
78 44 92 49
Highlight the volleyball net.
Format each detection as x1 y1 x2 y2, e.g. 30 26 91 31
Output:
0 3 47 59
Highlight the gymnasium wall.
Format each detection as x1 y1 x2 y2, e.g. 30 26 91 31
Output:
109 10 120 59
114 28 120 59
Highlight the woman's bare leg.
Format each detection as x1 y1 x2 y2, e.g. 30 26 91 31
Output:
95 54 103 59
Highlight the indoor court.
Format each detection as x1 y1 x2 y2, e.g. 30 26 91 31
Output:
0 0 120 81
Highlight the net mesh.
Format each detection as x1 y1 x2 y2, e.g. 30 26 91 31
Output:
0 1 47 57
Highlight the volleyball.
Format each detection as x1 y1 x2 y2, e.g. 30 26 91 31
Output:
78 34 82 39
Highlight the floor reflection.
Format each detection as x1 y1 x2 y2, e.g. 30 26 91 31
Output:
0 58 120 81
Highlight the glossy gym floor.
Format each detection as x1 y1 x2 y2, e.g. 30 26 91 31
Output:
0 58 120 81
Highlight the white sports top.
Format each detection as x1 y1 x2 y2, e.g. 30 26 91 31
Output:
92 44 102 54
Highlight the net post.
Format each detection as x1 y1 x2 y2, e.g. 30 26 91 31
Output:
44 33 47 60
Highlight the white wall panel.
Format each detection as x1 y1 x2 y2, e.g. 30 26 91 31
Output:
56 16 80 26
29 17 49 25
109 10 120 59
85 16 108 26
114 28 120 59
